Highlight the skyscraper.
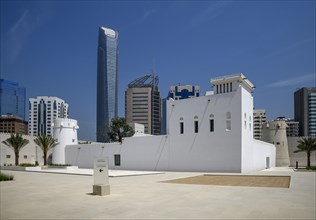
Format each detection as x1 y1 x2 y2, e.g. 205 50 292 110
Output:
125 74 161 135
294 87 316 136
96 27 119 142
0 79 26 120
28 96 68 136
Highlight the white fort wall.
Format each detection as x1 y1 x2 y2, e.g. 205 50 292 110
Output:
52 118 79 164
0 133 52 166
66 75 275 173
238 84 275 172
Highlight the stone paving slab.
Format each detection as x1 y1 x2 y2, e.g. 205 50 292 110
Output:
3 167 164 177
1 168 315 219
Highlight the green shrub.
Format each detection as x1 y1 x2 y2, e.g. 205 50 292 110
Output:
306 166 316 170
49 164 72 167
0 172 14 181
19 163 37 167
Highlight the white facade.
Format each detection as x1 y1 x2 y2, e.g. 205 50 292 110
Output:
52 118 79 164
128 123 151 137
0 133 52 166
65 73 276 173
28 96 69 136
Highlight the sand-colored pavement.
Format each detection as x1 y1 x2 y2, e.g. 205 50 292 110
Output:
1 168 315 219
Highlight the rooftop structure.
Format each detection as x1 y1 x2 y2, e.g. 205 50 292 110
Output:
125 73 161 135
211 73 255 94
127 74 159 89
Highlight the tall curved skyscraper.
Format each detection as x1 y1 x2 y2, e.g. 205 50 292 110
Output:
96 27 118 142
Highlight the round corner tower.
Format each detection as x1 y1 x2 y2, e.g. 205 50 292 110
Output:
52 118 79 164
261 120 290 167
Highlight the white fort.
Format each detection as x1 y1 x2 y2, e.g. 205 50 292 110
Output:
52 118 79 164
64 73 276 173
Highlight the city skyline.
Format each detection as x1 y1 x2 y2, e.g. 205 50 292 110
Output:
1 1 315 141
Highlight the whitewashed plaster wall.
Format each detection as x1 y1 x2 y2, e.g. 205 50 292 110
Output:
0 133 52 166
66 84 275 173
52 118 78 164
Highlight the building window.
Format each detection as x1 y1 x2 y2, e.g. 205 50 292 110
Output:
114 154 121 166
226 112 231 131
226 112 231 119
249 116 252 131
226 120 231 131
210 119 214 132
194 121 198 133
24 155 27 159
180 122 184 134
6 155 11 158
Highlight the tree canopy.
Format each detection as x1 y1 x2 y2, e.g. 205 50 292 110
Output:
34 135 58 165
294 136 316 167
2 133 29 165
107 117 135 143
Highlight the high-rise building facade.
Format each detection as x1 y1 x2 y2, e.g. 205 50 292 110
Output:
96 26 118 142
294 87 316 136
0 115 28 134
0 79 26 120
285 119 299 137
274 116 299 137
28 96 68 136
253 109 266 140
125 74 161 135
168 85 200 100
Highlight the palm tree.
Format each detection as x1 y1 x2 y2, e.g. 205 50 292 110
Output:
34 136 58 165
294 136 316 167
107 117 135 143
2 133 29 165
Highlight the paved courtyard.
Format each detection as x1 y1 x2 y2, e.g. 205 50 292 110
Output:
1 168 315 219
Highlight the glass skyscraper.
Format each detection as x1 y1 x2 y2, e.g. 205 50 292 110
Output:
0 79 26 120
294 87 316 136
96 27 118 142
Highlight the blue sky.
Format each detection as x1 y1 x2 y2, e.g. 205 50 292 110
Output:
1 0 315 141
